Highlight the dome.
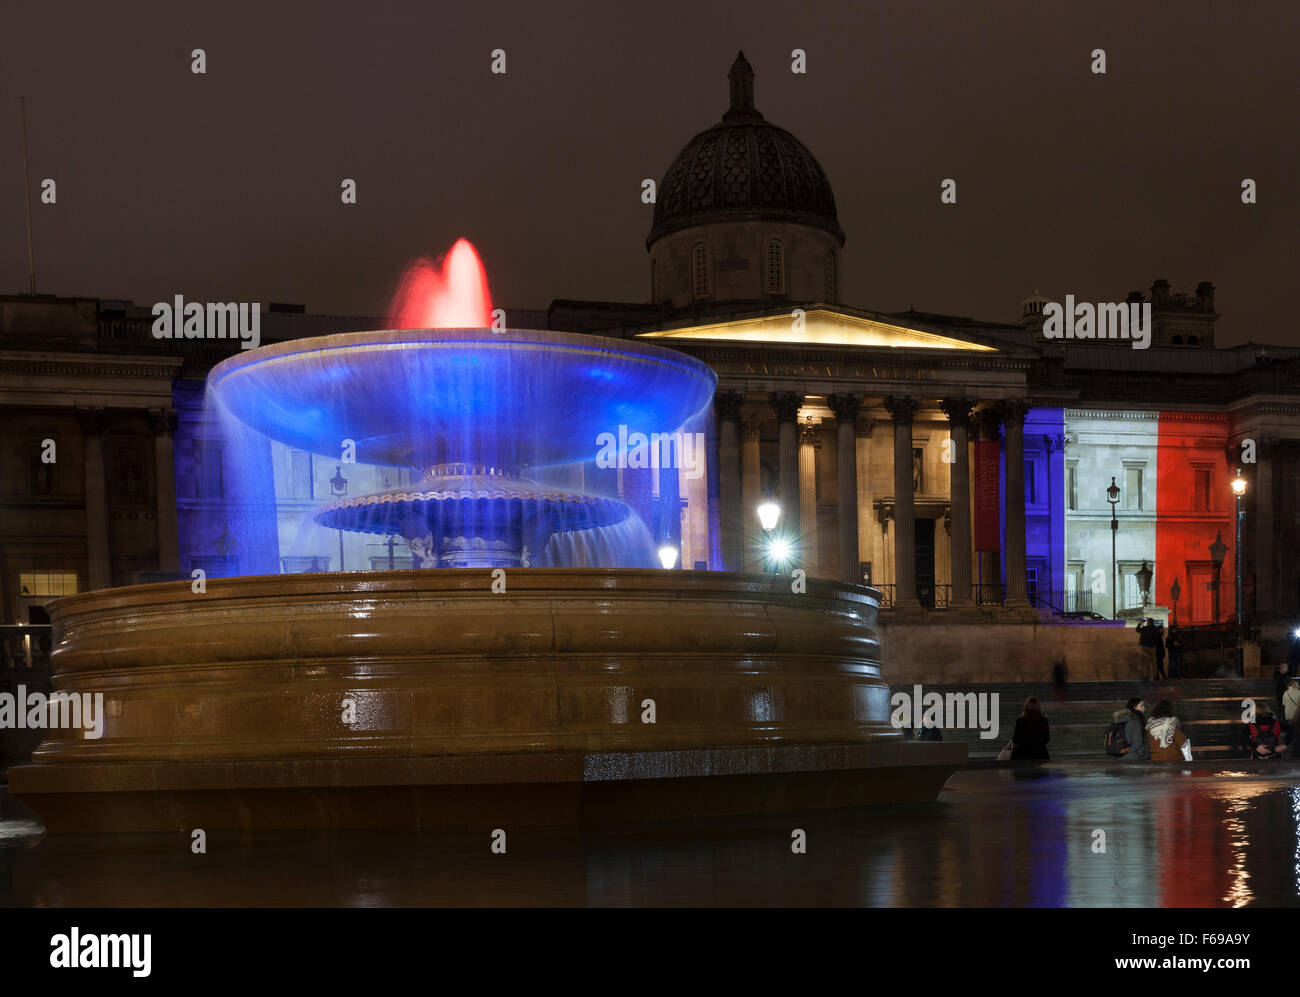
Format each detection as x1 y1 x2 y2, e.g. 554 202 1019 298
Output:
648 52 844 248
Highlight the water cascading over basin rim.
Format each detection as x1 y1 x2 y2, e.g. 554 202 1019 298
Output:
207 327 717 468
207 326 718 568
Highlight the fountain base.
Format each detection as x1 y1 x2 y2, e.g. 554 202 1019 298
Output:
12 569 964 831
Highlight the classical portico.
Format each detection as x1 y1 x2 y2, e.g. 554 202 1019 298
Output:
643 307 1040 616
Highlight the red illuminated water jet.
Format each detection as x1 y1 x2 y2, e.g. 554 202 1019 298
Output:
388 238 493 329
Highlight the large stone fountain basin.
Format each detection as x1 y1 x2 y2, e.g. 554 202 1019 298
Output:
12 570 964 830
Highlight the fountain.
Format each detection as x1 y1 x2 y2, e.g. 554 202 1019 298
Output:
11 241 963 831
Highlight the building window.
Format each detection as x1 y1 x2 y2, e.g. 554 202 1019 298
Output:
691 242 712 299
1123 465 1144 511
1024 458 1038 505
29 440 55 495
766 239 785 295
1065 563 1086 612
193 440 225 499
825 253 836 303
19 571 78 598
1193 466 1213 512
290 450 314 499
1066 462 1078 511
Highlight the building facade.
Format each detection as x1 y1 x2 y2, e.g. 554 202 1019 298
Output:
2 52 1299 664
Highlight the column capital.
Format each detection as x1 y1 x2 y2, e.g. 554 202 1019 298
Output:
714 390 745 422
826 392 862 423
976 407 1003 441
741 420 764 443
147 407 179 437
1001 398 1030 428
768 391 803 423
798 419 821 448
883 394 920 425
76 406 109 434
855 416 878 439
939 397 976 429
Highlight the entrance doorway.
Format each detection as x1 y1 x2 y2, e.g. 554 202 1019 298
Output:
915 518 936 608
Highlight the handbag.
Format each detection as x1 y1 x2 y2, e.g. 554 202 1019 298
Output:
996 741 1013 762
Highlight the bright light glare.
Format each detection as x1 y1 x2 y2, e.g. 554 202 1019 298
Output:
757 501 781 531
768 538 792 563
657 545 679 569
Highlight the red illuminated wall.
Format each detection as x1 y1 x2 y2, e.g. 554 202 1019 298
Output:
1156 413 1235 625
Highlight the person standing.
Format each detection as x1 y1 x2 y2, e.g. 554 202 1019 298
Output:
1166 626 1184 679
1137 619 1158 680
1011 697 1051 760
1153 622 1167 680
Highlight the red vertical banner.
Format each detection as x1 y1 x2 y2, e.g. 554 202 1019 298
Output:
973 440 1001 551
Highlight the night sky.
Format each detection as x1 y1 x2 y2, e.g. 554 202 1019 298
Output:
3 0 1296 346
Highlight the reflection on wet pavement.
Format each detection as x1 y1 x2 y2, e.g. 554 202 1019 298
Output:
3 764 1299 907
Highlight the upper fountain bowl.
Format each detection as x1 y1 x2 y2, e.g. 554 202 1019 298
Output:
208 328 717 468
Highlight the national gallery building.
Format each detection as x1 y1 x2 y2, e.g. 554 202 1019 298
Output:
3 53 1299 664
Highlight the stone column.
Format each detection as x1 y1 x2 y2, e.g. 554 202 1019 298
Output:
828 394 862 585
148 408 180 575
740 419 763 572
884 395 919 608
769 391 802 536
941 398 975 606
714 391 744 572
1003 399 1030 606
1253 441 1274 616
77 407 112 590
856 416 877 582
798 419 820 575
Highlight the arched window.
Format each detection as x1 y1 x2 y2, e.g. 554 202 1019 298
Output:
691 242 712 299
1188 335 1200 345
825 252 837 303
766 239 785 295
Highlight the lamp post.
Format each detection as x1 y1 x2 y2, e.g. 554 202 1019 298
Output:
1107 476 1121 619
330 466 349 571
657 544 679 570
758 500 781 573
1208 531 1227 625
1136 560 1153 610
1231 467 1248 675
1170 577 1181 627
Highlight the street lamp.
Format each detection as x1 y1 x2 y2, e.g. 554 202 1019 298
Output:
1170 577 1181 627
1231 467 1248 675
330 466 349 571
1208 530 1227 625
1136 560 1153 609
757 500 782 572
657 544 679 569
1107 476 1121 619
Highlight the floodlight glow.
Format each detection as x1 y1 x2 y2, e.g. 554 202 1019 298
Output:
1231 469 1247 496
768 538 792 563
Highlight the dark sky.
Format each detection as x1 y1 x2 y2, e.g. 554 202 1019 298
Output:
3 0 1297 345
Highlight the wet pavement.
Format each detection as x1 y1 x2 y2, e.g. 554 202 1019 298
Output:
3 762 1299 906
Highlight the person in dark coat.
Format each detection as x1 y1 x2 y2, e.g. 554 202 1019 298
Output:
1011 696 1051 760
1112 696 1150 761
1166 627 1184 679
1152 622 1167 679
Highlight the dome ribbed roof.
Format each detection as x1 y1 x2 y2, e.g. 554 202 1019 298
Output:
648 51 843 247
